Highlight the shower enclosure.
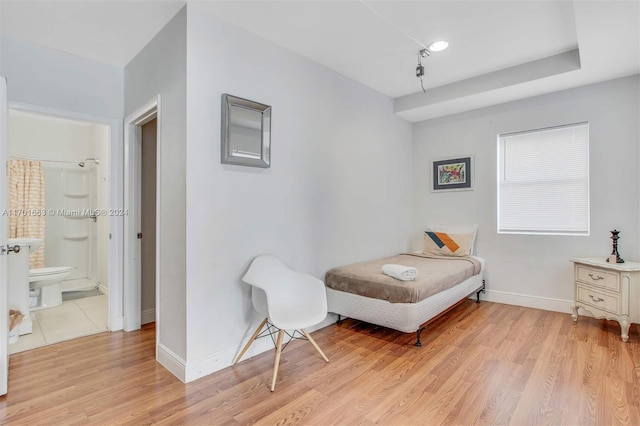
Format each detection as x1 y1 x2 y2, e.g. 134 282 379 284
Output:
43 159 101 291
8 110 110 295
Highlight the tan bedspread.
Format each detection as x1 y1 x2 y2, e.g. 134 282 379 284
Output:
325 254 481 304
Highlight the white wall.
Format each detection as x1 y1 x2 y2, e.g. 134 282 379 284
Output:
0 37 123 119
124 8 187 363
1 36 124 329
184 6 413 381
412 75 640 312
8 113 93 160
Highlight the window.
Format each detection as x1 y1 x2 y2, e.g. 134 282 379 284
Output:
497 122 589 235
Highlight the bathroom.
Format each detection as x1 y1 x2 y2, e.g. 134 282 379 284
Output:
7 109 110 353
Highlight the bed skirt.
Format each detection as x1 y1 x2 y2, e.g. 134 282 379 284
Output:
326 257 485 333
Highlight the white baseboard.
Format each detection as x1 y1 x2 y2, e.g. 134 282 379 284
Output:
110 316 123 332
179 295 574 384
480 289 573 314
182 316 337 383
184 347 236 383
183 334 273 383
141 308 156 325
97 284 108 295
158 343 186 383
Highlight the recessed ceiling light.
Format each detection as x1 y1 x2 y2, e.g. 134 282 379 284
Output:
428 40 449 52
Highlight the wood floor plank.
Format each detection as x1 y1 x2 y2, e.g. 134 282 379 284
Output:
453 359 508 425
2 302 640 424
508 314 565 424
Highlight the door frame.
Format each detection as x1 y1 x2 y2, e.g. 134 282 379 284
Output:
6 101 124 332
123 96 161 348
1 77 8 396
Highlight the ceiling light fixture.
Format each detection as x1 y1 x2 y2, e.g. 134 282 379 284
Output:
416 49 430 93
415 41 448 94
358 1 449 95
428 40 449 52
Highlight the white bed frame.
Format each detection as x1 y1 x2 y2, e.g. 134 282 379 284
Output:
326 256 485 346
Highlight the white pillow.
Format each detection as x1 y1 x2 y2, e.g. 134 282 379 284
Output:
425 224 479 255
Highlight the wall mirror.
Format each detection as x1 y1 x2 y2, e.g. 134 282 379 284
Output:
221 93 271 168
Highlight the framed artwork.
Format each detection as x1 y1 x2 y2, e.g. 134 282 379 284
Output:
432 156 473 192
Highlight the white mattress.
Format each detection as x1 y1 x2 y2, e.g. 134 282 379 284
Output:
326 256 485 333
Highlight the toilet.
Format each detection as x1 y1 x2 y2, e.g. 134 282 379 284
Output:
29 266 73 311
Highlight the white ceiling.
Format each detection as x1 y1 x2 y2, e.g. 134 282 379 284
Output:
0 0 185 68
1 1 638 122
200 1 580 98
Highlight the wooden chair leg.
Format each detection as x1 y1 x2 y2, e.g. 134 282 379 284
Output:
271 329 285 392
301 329 329 363
233 318 268 365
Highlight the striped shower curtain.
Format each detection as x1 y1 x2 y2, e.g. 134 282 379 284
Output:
8 159 45 268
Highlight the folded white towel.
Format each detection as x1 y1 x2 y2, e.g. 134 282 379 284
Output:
381 264 418 281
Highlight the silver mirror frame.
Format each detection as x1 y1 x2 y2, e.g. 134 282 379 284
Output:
221 93 271 168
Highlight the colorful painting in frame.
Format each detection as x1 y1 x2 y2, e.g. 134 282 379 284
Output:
432 156 473 192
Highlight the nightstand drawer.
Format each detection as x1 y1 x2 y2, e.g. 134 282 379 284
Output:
576 284 620 315
576 266 619 292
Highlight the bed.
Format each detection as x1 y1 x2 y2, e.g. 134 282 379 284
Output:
325 253 485 346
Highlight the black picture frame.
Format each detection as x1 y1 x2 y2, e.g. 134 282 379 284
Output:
432 156 473 192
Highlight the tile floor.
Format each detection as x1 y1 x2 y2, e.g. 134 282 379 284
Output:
9 294 108 354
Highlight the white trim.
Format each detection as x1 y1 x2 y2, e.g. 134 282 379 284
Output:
124 96 160 333
185 349 232 383
158 343 186 383
7 101 124 333
141 308 156 325
181 291 574 384
184 316 336 383
111 313 124 332
482 289 573 313
97 284 109 296
9 109 93 127
123 96 161 367
123 117 141 332
0 76 8 396
154 101 162 359
481 290 607 321
184 333 280 383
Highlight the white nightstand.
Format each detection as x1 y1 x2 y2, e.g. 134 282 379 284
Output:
571 257 640 342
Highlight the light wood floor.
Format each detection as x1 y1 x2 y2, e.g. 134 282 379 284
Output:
2 301 639 425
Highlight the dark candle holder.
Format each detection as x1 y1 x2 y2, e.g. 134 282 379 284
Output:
606 229 625 263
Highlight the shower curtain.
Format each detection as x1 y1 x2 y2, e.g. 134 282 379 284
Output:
8 159 45 268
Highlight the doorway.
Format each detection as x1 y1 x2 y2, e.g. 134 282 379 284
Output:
123 96 160 343
140 119 157 325
6 108 112 353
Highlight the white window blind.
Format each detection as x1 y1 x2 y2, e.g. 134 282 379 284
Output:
497 122 589 235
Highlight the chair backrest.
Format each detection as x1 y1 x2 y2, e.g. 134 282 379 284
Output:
242 255 327 329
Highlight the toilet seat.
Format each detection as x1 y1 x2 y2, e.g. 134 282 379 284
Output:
29 266 73 283
30 266 73 277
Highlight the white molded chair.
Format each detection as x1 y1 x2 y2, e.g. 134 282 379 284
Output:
233 255 329 391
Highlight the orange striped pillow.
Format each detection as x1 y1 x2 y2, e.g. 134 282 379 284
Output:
423 231 474 257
